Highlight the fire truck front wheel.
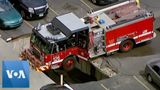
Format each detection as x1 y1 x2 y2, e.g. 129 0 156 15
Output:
62 56 76 71
120 40 134 52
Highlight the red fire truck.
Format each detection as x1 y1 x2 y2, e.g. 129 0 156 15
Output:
20 0 156 71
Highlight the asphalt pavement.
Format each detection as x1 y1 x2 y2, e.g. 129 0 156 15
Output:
70 55 160 90
0 38 54 90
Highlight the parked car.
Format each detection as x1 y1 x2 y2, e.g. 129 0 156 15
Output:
9 0 49 19
0 0 22 29
145 59 160 87
90 0 118 5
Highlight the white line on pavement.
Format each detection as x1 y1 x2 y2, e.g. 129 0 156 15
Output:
100 84 110 90
24 20 34 28
133 76 151 90
80 0 93 11
6 38 12 42
64 84 74 90
49 6 59 15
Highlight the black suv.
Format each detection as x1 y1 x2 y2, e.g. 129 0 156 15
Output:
91 0 118 5
9 0 48 19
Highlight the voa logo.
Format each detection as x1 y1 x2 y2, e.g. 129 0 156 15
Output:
2 60 29 88
6 70 26 79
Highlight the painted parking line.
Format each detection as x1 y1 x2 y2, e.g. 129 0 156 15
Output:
4 20 33 42
24 20 34 28
64 84 74 90
49 6 59 15
6 38 12 42
24 7 58 30
100 84 110 90
133 76 151 90
80 0 93 11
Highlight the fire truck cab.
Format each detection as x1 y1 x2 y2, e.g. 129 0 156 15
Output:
21 0 155 71
27 13 90 71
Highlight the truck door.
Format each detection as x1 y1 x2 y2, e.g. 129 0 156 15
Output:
78 30 89 49
76 30 90 58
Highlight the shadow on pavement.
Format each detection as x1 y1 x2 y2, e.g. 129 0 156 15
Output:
40 83 70 90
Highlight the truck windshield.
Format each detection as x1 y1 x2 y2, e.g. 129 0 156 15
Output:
31 33 52 54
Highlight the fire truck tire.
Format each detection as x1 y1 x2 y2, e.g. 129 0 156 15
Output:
120 40 134 52
62 56 76 71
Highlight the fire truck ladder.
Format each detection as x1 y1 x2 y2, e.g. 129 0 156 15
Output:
89 24 106 58
98 21 107 55
101 29 106 53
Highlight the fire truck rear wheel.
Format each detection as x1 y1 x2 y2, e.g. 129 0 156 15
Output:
63 56 76 71
120 40 134 52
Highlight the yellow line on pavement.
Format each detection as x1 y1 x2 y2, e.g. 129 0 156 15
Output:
133 76 150 90
24 20 34 28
